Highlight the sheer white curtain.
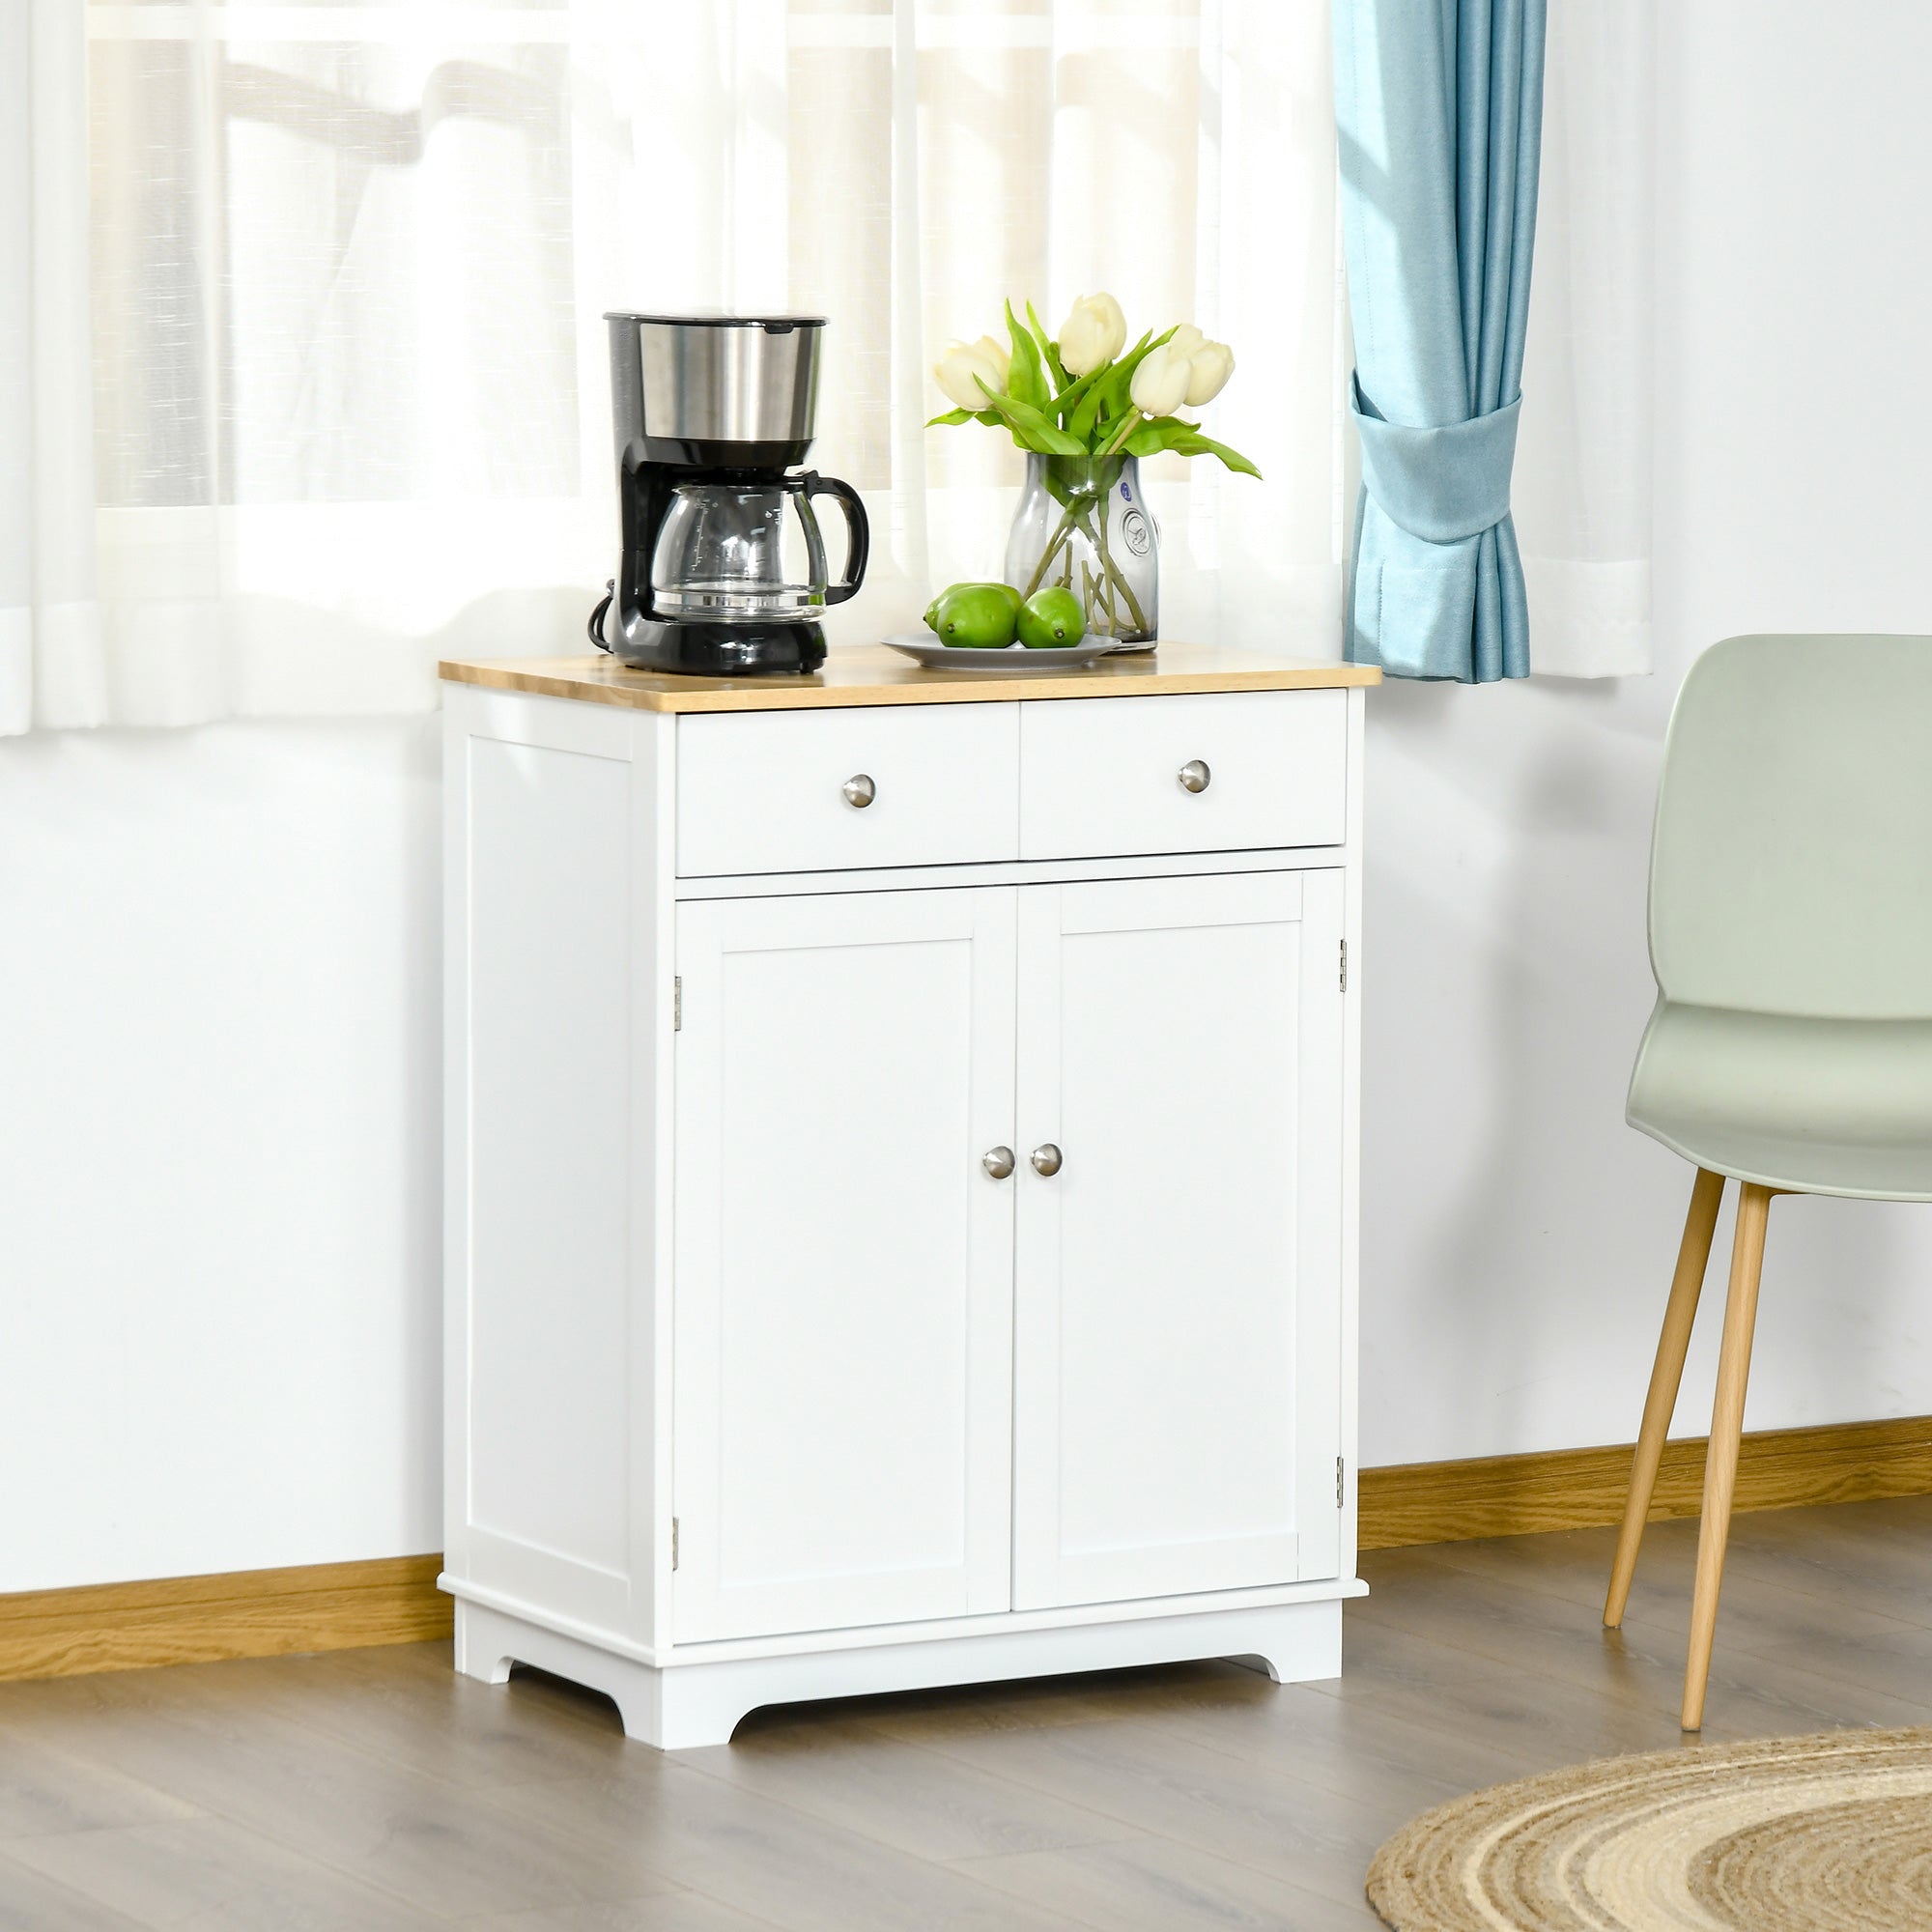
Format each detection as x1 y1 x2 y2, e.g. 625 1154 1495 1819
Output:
1514 0 1656 678
3 0 1346 735
3 0 103 732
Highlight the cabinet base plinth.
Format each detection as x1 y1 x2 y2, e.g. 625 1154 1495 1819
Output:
451 1595 1346 1751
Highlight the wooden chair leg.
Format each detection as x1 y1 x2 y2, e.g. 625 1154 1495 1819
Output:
1681 1181 1773 1732
1605 1167 1726 1628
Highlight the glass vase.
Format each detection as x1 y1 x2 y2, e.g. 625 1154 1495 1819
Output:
1003 453 1158 648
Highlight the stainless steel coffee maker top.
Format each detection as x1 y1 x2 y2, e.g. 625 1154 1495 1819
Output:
609 313 826 449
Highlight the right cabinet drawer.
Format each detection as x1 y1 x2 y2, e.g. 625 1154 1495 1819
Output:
1019 690 1348 859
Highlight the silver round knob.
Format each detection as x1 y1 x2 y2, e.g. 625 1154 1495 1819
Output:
1178 758 1211 794
1030 1143 1064 1178
842 773 876 810
981 1146 1015 1180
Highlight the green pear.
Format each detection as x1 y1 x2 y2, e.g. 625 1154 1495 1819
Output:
931 583 1019 649
1018 586 1086 648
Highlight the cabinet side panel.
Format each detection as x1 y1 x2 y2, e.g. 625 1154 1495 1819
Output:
464 734 632 1611
1339 688 1366 1578
442 701 473 1587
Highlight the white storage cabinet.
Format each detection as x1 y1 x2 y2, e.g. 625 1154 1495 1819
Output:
441 646 1372 1748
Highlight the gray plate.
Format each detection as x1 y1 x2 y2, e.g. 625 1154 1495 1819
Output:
880 632 1127 673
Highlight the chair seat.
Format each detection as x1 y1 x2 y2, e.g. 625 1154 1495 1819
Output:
1628 1001 1932 1201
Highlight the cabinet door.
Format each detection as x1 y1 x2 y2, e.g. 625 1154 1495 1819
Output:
673 888 1017 1642
1011 870 1344 1610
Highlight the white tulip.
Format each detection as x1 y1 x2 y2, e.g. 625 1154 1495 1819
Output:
971 332 1011 389
1058 292 1127 377
1128 342 1191 418
1166 324 1206 360
1184 339 1236 407
933 335 1009 412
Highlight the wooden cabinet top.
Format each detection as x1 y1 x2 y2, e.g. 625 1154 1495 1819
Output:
439 643 1380 716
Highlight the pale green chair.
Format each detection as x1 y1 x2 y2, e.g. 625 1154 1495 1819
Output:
1602 634 1932 1732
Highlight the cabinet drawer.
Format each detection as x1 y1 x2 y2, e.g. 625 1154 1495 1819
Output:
1019 690 1347 860
677 706 1020 876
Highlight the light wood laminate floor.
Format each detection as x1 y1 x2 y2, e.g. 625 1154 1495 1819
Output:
7 1496 1932 1929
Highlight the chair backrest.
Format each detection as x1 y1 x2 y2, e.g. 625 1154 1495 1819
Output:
1651 635 1932 1020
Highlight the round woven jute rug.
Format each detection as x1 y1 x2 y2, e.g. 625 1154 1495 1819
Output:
1368 1725 1932 1931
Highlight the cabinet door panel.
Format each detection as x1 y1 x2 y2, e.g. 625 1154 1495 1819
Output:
673 889 1016 1643
1012 870 1344 1610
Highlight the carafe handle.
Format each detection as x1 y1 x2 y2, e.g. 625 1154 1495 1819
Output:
802 474 870 606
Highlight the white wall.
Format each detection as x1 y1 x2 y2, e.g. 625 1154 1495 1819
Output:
1360 0 1932 1465
8 2 1932 1593
0 721 442 1589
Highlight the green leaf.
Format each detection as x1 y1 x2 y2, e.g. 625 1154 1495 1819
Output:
1046 364 1103 421
1169 429 1264 478
925 408 1005 429
1004 300 1049 412
1113 412 1261 476
1069 338 1141 444
1024 298 1054 355
976 379 1087 455
1122 414 1201 458
1026 301 1066 391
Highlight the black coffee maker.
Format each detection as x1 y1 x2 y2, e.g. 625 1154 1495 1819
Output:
591 313 869 676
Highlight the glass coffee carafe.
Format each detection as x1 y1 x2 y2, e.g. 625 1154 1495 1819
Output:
650 471 867 621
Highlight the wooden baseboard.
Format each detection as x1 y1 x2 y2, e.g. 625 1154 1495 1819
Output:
0 1555 452 1683
9 1419 1929 1684
1359 1414 1932 1551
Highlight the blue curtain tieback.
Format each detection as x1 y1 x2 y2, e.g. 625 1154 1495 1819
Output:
1350 376 1521 545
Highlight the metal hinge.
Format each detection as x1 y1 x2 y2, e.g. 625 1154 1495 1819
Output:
673 977 682 1032
671 1517 680 1571
1336 1457 1346 1509
1339 940 1349 992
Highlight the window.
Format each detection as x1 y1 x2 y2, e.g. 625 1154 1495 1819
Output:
69 2 1341 723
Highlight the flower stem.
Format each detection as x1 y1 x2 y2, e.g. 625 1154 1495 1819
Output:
1085 502 1150 638
1022 498 1082 599
1096 409 1143 458
1020 461 1149 638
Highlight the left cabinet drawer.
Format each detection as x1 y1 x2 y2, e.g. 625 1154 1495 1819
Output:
677 706 1022 876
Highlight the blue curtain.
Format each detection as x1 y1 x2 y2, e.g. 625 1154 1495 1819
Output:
1334 0 1547 682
